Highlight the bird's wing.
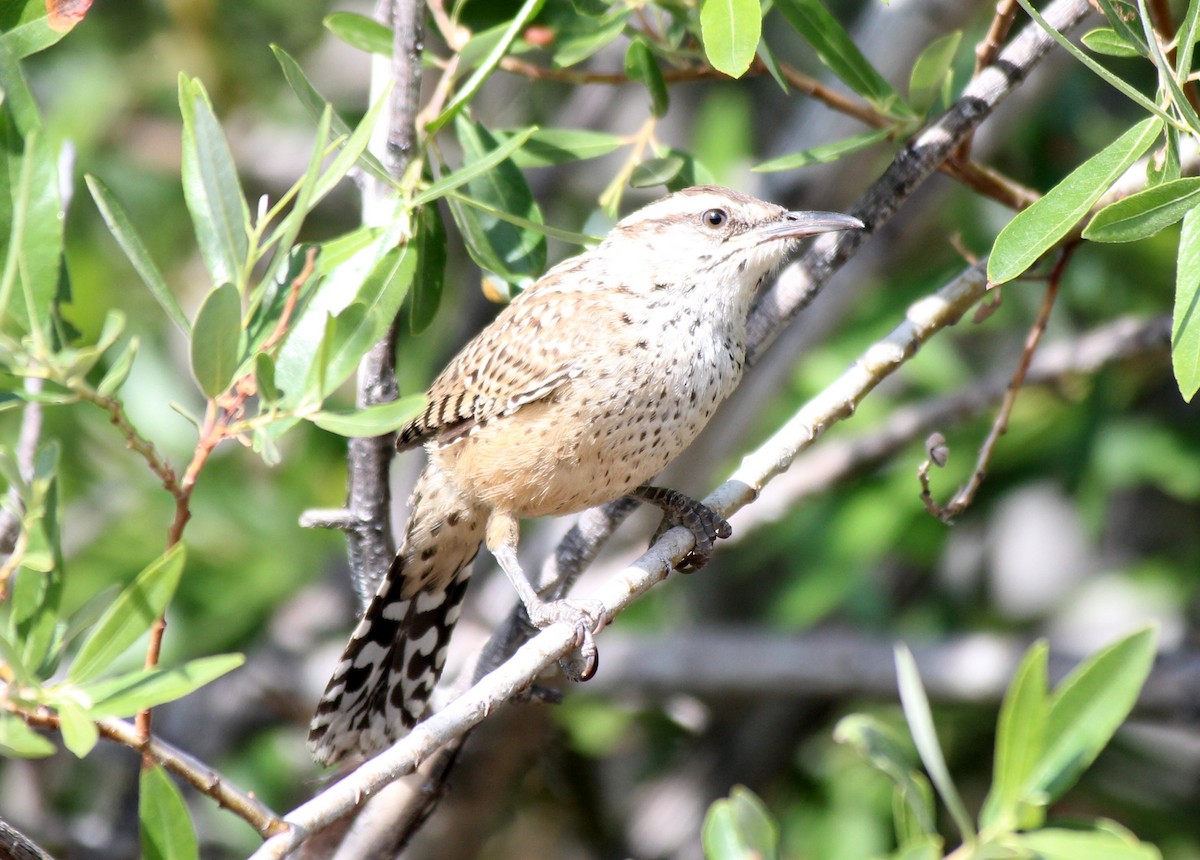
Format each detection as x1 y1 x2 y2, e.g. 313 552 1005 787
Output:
397 283 614 450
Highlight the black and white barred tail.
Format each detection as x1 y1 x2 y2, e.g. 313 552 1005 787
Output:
308 465 485 767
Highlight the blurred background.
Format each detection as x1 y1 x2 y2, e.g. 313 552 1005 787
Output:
2 0 1199 857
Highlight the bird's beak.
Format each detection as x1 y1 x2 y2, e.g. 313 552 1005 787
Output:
762 211 865 239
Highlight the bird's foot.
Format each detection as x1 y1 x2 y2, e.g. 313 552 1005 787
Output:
527 597 607 681
634 485 732 572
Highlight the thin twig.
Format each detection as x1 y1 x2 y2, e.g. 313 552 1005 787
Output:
921 244 1076 521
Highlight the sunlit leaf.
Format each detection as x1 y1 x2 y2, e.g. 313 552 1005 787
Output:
190 283 244 398
908 30 961 114
1174 207 1200 401
701 785 779 860
0 714 55 758
775 0 912 118
753 128 890 172
178 75 250 286
324 11 391 55
700 0 762 78
630 155 685 188
1084 177 1200 243
55 697 99 758
309 394 425 436
989 118 1161 284
1028 628 1156 802
83 654 246 717
69 544 187 685
427 0 545 133
1080 27 1143 58
140 765 199 860
507 127 625 168
86 176 189 335
980 641 1048 832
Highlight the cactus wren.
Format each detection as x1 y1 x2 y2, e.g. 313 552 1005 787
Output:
309 185 862 765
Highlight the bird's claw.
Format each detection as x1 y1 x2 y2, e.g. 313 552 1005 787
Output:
650 501 732 573
528 598 606 682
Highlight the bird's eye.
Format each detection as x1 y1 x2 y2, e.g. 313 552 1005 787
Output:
702 208 727 228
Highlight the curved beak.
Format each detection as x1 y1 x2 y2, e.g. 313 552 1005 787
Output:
763 210 865 239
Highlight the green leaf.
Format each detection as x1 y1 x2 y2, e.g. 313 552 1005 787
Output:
446 191 598 245
700 0 762 78
82 654 245 717
625 37 669 118
630 156 686 188
413 126 537 206
178 75 250 286
85 176 189 335
1014 828 1161 860
989 117 1162 284
322 243 418 392
1081 27 1144 58
701 785 779 860
190 283 244 398
908 31 961 114
1013 0 1176 129
894 645 975 842
507 127 625 168
1174 207 1200 401
410 204 447 334
980 641 1049 833
68 544 187 685
324 12 392 55
427 0 546 133
0 714 55 758
97 338 139 397
140 765 199 860
56 697 99 758
774 0 912 118
1084 177 1200 243
1028 628 1156 802
309 91 390 206
833 714 936 838
752 128 891 172
551 8 628 68
270 46 392 188
1 14 69 59
255 352 280 405
309 394 425 437
1177 0 1200 85
446 116 547 282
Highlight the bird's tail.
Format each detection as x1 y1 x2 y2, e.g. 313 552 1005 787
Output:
308 463 486 766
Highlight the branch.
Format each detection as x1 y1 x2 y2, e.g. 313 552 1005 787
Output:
339 0 426 606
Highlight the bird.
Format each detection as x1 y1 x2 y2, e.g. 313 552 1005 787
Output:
308 185 863 766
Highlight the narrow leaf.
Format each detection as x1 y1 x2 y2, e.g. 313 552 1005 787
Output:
894 645 975 842
834 714 936 836
507 127 625 168
69 544 187 685
97 338 139 397
190 283 244 398
989 117 1162 284
701 786 780 860
412 126 537 207
625 37 669 117
140 765 199 860
86 176 189 334
324 12 392 55
410 204 447 334
1174 207 1200 401
56 698 99 758
1084 177 1200 243
753 128 890 172
309 394 425 436
1016 828 1161 860
1028 628 1156 802
0 714 55 758
178 75 250 286
775 0 911 117
908 31 961 113
980 641 1049 832
700 0 762 78
630 155 685 188
426 0 546 133
84 654 246 717
1081 27 1144 58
